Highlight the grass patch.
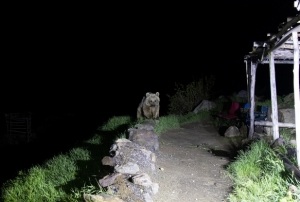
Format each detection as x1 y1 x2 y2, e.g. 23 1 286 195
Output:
0 115 132 202
154 114 180 135
154 110 211 135
226 140 300 202
2 107 299 202
100 116 132 131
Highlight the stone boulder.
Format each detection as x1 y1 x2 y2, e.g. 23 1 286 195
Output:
108 139 157 174
193 100 216 114
278 108 295 124
224 126 240 137
97 120 160 202
264 108 295 137
134 120 157 131
128 129 159 153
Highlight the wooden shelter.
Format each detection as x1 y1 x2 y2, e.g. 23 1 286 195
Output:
244 9 299 168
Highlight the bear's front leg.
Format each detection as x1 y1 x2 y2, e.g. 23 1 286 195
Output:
143 106 152 119
153 106 159 119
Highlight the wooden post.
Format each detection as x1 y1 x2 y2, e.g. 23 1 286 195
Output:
292 31 300 169
244 60 248 101
249 60 258 140
245 60 251 104
269 51 280 140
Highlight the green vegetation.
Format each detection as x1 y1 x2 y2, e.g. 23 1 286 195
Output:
256 95 285 108
167 75 215 115
154 111 211 135
3 108 298 201
1 81 298 202
100 116 132 131
0 116 132 202
226 140 300 202
1 144 101 201
0 111 212 202
276 128 298 167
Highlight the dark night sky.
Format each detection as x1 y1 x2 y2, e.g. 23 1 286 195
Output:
3 1 299 120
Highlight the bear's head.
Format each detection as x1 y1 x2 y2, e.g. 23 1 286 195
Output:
146 92 160 107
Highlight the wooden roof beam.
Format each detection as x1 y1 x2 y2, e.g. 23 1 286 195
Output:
261 24 300 60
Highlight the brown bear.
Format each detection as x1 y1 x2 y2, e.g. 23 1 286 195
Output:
137 92 160 119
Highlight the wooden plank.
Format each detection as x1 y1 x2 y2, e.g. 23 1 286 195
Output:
268 16 300 47
292 30 300 169
260 60 294 64
10 130 28 134
252 20 300 63
280 44 299 49
269 52 280 140
266 24 300 55
254 121 296 128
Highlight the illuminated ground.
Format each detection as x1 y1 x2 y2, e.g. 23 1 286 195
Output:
152 119 235 202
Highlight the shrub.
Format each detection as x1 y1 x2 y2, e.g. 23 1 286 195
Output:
167 75 215 114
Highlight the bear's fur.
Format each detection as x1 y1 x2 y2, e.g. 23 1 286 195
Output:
137 92 160 119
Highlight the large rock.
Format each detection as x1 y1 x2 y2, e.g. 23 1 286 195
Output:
107 139 157 174
97 121 160 202
236 90 248 98
114 162 140 174
99 173 122 187
264 108 295 136
224 126 240 137
132 173 152 187
128 129 159 152
236 90 259 101
193 100 216 114
102 156 116 166
134 120 157 131
271 136 286 148
278 108 295 124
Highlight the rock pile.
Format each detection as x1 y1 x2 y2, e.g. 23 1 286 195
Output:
84 120 160 202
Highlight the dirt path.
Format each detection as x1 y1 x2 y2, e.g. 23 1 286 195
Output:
152 120 234 202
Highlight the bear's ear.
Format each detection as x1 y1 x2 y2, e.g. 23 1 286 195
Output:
156 92 159 97
146 93 150 97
